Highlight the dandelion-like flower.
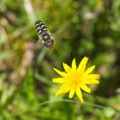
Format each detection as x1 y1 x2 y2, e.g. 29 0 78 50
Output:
52 57 100 103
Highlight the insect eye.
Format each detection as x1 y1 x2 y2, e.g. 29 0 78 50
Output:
44 39 54 48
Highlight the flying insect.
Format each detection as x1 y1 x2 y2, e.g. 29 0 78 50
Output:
35 20 54 48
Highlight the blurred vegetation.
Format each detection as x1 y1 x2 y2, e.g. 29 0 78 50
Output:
0 0 120 120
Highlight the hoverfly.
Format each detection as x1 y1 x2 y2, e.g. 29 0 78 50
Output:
35 20 54 48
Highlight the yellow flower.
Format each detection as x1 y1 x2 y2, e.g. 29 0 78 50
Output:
52 57 100 103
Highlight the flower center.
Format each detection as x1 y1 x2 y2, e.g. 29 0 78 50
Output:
70 73 81 87
73 79 78 86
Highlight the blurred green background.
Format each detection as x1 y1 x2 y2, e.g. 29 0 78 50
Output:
0 0 120 120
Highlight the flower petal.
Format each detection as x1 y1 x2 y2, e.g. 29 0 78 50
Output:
80 84 91 93
85 74 100 79
69 87 75 98
83 65 95 76
55 84 70 96
72 58 77 71
77 57 88 74
76 87 83 103
53 68 67 77
81 74 100 81
52 78 67 83
63 63 73 74
84 80 100 84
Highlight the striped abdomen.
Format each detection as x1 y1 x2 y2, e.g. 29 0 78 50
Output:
35 20 47 35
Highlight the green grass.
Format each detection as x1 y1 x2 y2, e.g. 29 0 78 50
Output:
0 0 120 119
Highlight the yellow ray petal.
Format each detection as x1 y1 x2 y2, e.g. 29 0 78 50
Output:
76 87 83 103
52 78 67 83
83 65 95 76
81 74 100 81
69 87 75 98
87 74 100 79
80 84 91 93
63 63 73 74
53 68 67 77
83 80 100 84
72 58 76 71
55 84 70 96
77 57 88 74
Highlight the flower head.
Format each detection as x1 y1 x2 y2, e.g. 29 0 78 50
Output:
52 57 100 103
